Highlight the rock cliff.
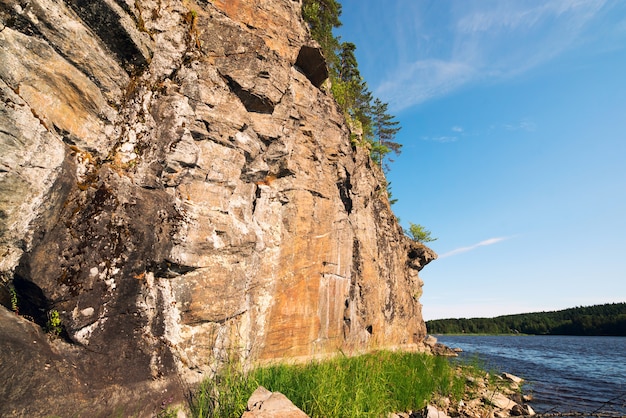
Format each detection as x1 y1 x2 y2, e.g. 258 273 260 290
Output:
0 0 436 415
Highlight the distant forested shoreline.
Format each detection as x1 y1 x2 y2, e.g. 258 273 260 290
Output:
426 303 626 336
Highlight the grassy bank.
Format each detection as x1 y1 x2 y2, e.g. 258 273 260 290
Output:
185 350 472 417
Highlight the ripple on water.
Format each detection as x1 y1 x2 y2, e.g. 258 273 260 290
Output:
436 335 626 414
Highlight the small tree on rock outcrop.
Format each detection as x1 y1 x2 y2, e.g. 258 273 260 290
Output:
406 222 437 243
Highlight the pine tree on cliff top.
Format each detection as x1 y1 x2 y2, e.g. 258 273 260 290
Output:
371 98 401 172
301 0 342 65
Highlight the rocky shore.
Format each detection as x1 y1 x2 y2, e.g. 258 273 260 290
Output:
416 336 536 418
409 370 535 418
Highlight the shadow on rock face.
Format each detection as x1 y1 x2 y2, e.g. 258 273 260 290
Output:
0 306 185 417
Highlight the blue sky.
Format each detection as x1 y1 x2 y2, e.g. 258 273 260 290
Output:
335 0 626 320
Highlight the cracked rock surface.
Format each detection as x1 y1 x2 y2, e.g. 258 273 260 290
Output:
0 0 436 415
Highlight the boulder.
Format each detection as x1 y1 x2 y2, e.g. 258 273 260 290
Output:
502 372 524 384
424 335 438 347
242 386 308 418
421 404 452 418
430 343 459 357
483 390 519 410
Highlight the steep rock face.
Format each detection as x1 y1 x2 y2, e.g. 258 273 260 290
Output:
0 0 436 415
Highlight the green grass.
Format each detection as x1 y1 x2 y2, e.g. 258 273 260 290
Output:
189 350 467 417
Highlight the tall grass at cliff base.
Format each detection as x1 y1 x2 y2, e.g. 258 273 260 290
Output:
189 350 466 417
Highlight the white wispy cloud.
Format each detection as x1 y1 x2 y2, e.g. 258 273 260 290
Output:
421 135 458 143
439 236 512 259
377 59 475 111
376 0 609 112
423 119 534 145
455 1 604 34
503 119 537 132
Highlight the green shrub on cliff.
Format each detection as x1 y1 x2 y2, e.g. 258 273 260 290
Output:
406 222 438 243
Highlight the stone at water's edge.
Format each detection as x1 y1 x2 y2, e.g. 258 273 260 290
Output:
502 372 524 384
0 0 436 415
483 390 518 411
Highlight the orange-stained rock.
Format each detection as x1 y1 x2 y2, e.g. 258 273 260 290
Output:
211 0 308 59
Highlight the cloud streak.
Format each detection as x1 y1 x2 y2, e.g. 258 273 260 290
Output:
423 118 536 145
421 135 458 143
376 0 609 112
439 236 512 259
503 119 537 132
377 59 475 111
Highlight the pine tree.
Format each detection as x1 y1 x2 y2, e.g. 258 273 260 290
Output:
337 42 359 82
301 0 342 66
331 43 375 147
301 1 405 178
371 98 401 171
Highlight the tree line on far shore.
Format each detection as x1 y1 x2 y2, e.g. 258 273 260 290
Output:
426 303 626 336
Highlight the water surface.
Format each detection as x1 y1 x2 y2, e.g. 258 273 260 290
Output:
436 335 626 414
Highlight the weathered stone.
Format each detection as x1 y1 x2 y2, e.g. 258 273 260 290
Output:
246 385 273 410
0 79 67 274
0 0 129 103
66 0 153 73
211 0 308 58
494 409 510 418
422 404 452 418
483 390 518 411
243 386 308 418
388 412 410 418
430 342 459 357
0 0 437 414
0 28 115 154
424 335 438 347
0 306 180 417
502 372 524 384
511 404 525 416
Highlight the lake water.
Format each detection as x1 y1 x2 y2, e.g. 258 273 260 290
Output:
435 335 626 415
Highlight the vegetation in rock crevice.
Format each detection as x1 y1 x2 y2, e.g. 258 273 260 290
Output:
9 285 19 314
46 309 63 337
